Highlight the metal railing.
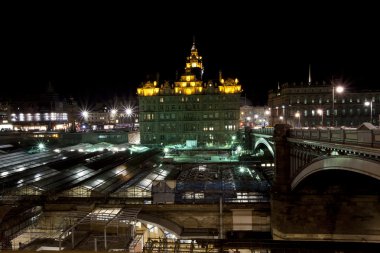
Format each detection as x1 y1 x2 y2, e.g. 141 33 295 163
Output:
289 128 380 148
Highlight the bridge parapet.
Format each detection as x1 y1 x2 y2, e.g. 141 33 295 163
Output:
289 128 380 148
251 128 274 137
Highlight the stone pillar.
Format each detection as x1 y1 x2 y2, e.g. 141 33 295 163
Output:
273 124 292 193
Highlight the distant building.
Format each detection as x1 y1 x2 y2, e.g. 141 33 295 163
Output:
240 105 270 128
138 41 241 146
268 80 380 127
76 93 139 132
2 83 79 131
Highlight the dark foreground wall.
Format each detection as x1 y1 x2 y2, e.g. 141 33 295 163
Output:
271 193 380 242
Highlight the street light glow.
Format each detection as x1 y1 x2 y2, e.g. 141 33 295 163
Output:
317 109 324 126
364 100 373 123
81 110 89 118
332 84 344 127
125 108 133 116
295 112 301 128
336 86 344 93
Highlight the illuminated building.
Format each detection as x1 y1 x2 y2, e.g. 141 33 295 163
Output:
240 105 269 128
268 81 380 127
138 41 241 145
3 84 79 132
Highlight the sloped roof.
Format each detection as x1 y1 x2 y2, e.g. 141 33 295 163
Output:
357 122 376 130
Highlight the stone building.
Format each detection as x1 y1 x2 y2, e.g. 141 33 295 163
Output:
268 80 380 127
138 42 241 146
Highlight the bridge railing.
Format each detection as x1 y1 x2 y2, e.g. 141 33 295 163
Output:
289 128 380 148
251 127 274 136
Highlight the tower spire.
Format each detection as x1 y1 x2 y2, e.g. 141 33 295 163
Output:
308 64 311 85
191 35 196 51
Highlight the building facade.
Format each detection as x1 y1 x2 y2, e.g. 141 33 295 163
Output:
268 81 380 127
240 105 270 129
1 84 79 132
138 42 241 146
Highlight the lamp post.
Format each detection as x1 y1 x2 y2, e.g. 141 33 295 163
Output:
265 109 270 127
364 100 373 123
332 85 344 127
317 109 323 127
125 107 134 130
110 109 117 124
295 112 300 128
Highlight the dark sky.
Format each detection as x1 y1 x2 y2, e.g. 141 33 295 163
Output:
2 6 380 105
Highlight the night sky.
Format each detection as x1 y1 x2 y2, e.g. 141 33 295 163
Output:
2 7 380 105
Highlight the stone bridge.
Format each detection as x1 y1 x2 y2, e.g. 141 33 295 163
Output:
252 125 380 192
253 125 380 242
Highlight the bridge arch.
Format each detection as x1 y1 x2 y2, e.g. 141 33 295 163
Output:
253 137 274 158
137 213 183 237
291 156 380 191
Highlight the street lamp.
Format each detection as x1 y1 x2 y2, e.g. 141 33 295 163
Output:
124 107 134 130
81 110 89 121
264 109 270 127
295 112 301 128
125 108 133 117
111 109 117 116
332 85 344 127
317 109 323 127
364 100 373 123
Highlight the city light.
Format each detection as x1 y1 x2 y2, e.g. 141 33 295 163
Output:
111 109 117 115
81 110 89 119
317 109 323 126
332 84 344 127
295 112 301 128
336 86 344 93
364 100 373 123
125 108 133 117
